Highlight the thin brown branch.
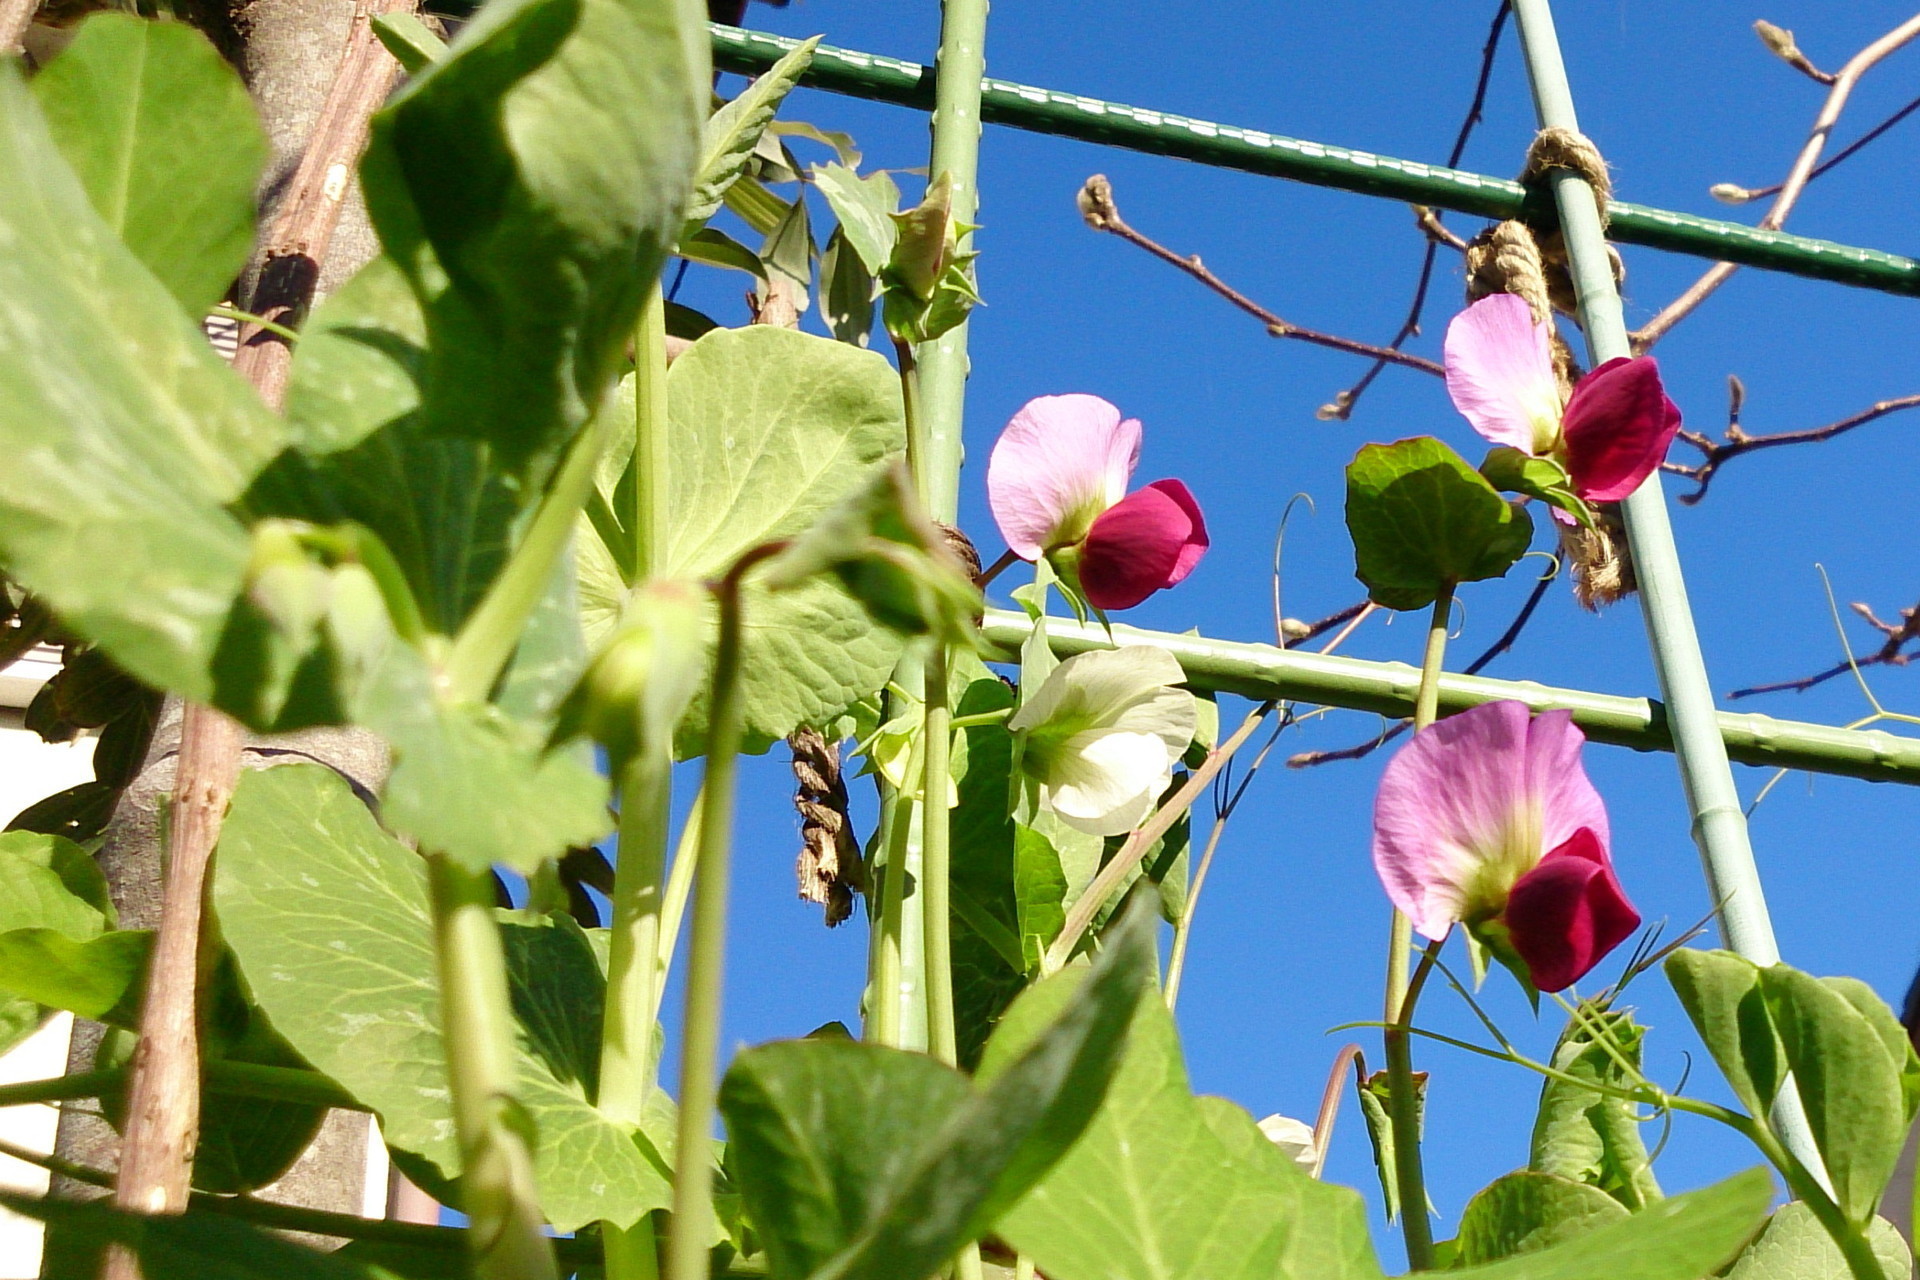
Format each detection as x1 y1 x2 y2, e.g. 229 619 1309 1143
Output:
1287 563 1558 769
232 0 418 408
1320 0 1510 421
1728 595 1920 699
0 0 35 56
1753 19 1837 85
1634 12 1920 351
1077 175 1444 379
1281 599 1370 647
105 8 414 1277
1713 89 1920 204
1664 381 1920 504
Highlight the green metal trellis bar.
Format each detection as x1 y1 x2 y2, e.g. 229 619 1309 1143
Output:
711 23 1920 298
978 610 1920 786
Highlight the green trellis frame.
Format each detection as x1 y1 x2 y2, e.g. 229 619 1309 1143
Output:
730 0 1917 1164
708 14 1920 793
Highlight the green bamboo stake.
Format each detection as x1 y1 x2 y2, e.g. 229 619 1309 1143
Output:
708 24 1920 299
1507 0 1829 1187
974 611 1920 786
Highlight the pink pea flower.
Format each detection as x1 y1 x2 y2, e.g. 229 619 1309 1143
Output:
986 394 1208 611
1372 700 1641 993
1444 294 1683 504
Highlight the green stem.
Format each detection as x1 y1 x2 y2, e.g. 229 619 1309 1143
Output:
1734 1116 1883 1280
894 339 930 510
426 856 558 1280
599 749 675 1119
0 1061 357 1110
1384 586 1452 1271
665 546 776 1280
606 1216 662 1280
867 721 924 1048
633 281 671 584
446 411 611 702
655 789 704 1006
209 303 302 344
922 643 957 1066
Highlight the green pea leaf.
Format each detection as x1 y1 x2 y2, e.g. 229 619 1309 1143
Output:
1454 1171 1630 1266
684 35 819 226
1479 445 1596 528
1529 1001 1663 1209
813 162 902 275
1760 964 1909 1223
1664 948 1784 1121
1344 436 1534 611
31 13 267 317
362 0 708 478
0 66 283 702
1722 1202 1911 1280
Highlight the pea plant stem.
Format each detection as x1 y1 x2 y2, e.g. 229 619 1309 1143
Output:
427 856 559 1280
632 280 671 582
922 642 959 1066
1383 586 1452 1271
665 546 775 1280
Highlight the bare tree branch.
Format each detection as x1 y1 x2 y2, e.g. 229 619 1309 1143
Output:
1729 596 1920 698
1634 12 1920 351
1712 89 1920 204
1663 376 1920 504
1320 0 1510 421
1287 564 1559 768
1077 175 1444 378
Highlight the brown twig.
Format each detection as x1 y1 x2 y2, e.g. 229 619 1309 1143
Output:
1281 600 1370 647
1728 596 1920 699
1320 0 1511 421
1712 89 1920 204
104 7 413 1276
1753 19 1837 85
1286 563 1559 769
0 0 36 55
1077 175 1444 379
1663 377 1920 504
232 0 418 407
1633 13 1920 351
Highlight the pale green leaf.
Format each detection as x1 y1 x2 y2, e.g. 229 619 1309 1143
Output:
1454 1171 1631 1266
685 36 819 225
812 162 901 274
1529 1002 1662 1209
215 764 669 1232
1665 948 1784 1120
0 66 283 701
31 13 267 316
1723 1202 1911 1280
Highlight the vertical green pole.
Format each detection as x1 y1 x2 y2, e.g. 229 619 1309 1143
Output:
1507 0 1827 1186
915 0 988 522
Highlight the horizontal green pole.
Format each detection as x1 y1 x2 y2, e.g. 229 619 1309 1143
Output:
977 610 1920 786
712 24 1920 299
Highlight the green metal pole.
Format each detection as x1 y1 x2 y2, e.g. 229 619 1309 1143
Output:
915 0 988 521
975 610 1920 786
1508 0 1827 1186
709 24 1920 299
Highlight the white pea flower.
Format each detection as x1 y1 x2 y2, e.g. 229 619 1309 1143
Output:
1009 646 1196 837
1257 1113 1321 1177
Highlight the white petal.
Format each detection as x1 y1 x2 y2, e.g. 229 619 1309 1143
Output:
1257 1114 1321 1176
1043 729 1171 837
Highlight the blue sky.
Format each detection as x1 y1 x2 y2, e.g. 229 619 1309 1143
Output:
660 3 1920 1265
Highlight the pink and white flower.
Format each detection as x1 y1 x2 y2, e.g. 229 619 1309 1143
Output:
986 394 1208 611
1444 294 1682 504
1371 699 1640 992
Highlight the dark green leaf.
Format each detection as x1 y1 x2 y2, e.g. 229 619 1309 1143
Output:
757 191 813 312
1760 964 1908 1222
1357 1067 1423 1224
1344 437 1534 611
31 13 267 316
819 227 876 347
215 764 669 1232
0 1193 406 1280
0 928 149 1023
362 0 707 476
679 226 769 280
1820 976 1920 1126
4 781 119 844
684 36 819 225
1664 949 1783 1121
1446 1168 1774 1280
0 67 283 701
0 829 112 928
1454 1171 1630 1266
720 1041 973 1280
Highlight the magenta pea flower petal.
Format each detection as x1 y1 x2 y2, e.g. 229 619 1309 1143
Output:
1560 356 1683 503
1078 479 1209 611
987 394 1142 560
1443 295 1563 455
1505 827 1642 992
1371 701 1609 942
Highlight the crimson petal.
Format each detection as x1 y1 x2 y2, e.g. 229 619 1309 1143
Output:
1504 827 1641 992
1560 356 1683 503
1079 479 1209 611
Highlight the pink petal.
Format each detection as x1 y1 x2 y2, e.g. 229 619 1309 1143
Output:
1372 701 1535 940
1444 295 1562 454
1523 709 1611 866
1505 827 1641 992
987 394 1141 560
1078 480 1207 611
1560 357 1683 503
